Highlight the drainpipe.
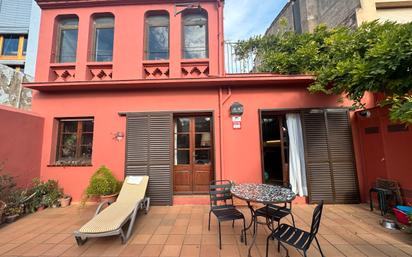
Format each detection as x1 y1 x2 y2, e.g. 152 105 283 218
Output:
218 86 232 180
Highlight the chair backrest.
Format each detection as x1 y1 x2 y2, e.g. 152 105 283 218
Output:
309 201 324 238
376 178 403 205
209 180 233 208
116 176 149 204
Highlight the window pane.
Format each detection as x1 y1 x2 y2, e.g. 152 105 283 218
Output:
95 27 114 61
195 133 211 148
176 118 190 132
59 29 78 62
60 134 77 159
63 121 78 133
80 145 93 159
176 134 189 148
183 13 207 59
176 150 190 165
81 133 93 146
147 26 169 60
82 120 94 132
22 36 28 56
1 35 19 56
195 117 210 132
195 150 210 165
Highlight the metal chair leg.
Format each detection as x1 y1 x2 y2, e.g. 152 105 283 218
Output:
218 221 222 249
232 220 235 228
243 217 247 245
265 233 271 257
208 210 212 231
291 214 296 227
315 236 324 257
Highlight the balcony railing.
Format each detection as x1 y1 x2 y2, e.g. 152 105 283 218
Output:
225 41 255 74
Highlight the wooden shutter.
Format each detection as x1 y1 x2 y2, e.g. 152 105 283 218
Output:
126 113 173 205
302 109 359 204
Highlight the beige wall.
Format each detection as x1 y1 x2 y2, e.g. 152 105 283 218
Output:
357 0 412 24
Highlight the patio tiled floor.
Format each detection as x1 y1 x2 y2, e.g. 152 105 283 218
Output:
0 203 411 257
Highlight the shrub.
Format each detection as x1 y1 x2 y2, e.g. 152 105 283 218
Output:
85 166 121 197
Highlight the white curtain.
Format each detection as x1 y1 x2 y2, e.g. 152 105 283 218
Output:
286 113 308 196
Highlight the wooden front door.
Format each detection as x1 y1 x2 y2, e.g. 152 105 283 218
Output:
173 116 213 194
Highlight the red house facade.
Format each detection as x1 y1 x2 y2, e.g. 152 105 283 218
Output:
26 0 365 205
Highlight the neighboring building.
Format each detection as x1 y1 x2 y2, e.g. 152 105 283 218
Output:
0 64 32 109
25 0 363 205
266 0 412 35
0 0 32 72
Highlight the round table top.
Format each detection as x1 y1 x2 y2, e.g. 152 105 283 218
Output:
231 183 296 204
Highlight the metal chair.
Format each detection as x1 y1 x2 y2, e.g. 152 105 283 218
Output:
208 180 247 249
266 201 324 257
255 181 296 231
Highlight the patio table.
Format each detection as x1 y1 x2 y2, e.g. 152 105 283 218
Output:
231 183 296 257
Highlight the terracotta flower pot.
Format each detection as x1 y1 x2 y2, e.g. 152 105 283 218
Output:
100 193 118 203
5 214 19 223
59 196 72 208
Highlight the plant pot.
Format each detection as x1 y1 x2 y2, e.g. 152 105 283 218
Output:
5 214 19 223
59 197 72 208
100 193 118 203
37 206 46 212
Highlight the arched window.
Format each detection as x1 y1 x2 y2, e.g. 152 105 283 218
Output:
56 16 79 63
92 15 114 62
182 10 208 59
145 12 170 60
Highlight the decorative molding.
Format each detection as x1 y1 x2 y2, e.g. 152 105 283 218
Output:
143 62 170 79
50 65 76 82
88 64 113 81
181 61 209 78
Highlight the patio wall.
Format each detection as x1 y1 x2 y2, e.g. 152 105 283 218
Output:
354 107 412 204
0 105 44 187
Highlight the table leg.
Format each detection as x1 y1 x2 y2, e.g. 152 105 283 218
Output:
248 212 258 257
240 201 255 243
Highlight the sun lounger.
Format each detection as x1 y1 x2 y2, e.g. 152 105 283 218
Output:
74 175 150 245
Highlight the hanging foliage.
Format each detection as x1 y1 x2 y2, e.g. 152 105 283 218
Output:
235 21 412 124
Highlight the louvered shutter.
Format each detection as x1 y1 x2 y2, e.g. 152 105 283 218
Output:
327 110 359 203
302 109 359 204
126 113 173 205
302 111 334 203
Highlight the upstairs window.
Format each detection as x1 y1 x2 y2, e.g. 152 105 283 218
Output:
182 10 208 59
92 15 114 62
22 36 28 56
56 118 94 165
145 12 169 60
56 17 79 63
1 34 19 56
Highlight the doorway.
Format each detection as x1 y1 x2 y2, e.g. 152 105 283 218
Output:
173 115 214 194
260 113 289 185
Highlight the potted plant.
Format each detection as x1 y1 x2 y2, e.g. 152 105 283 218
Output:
4 205 22 223
84 166 122 203
59 194 72 207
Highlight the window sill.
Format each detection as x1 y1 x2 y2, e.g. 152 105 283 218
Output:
142 60 169 64
47 164 93 167
50 62 76 68
86 62 113 66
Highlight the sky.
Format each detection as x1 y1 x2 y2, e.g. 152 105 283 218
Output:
224 0 289 42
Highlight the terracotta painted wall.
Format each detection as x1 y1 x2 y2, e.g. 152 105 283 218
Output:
355 107 412 204
32 86 351 201
0 105 44 188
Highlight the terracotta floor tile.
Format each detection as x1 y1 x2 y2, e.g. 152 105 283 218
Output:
80 243 110 256
373 244 410 257
149 235 169 244
334 244 367 257
219 244 240 257
201 235 217 245
100 243 128 257
0 244 19 255
44 233 71 244
166 235 185 245
60 244 91 257
184 235 202 245
170 225 188 235
140 244 164 257
160 245 181 257
119 244 145 257
155 226 173 235
41 244 73 256
179 245 200 257
354 244 387 257
132 234 152 245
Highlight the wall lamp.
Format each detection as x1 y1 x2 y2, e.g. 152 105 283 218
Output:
174 2 202 16
113 132 125 142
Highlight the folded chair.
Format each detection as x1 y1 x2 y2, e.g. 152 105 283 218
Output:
74 176 150 245
266 201 324 257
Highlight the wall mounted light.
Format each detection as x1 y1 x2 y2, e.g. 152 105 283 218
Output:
113 132 124 142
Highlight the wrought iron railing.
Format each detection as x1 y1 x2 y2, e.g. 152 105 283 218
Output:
224 41 255 74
